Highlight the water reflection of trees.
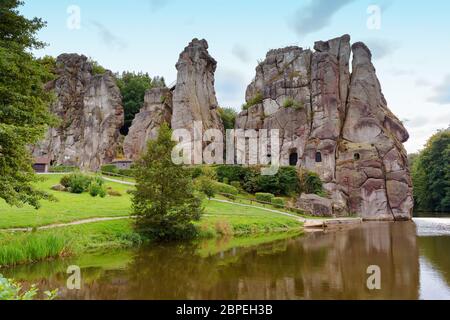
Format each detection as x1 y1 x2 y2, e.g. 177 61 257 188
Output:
419 236 450 286
4 223 421 300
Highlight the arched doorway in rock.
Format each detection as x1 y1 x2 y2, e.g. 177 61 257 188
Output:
289 151 298 166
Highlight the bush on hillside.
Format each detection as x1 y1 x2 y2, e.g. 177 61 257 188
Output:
297 169 323 195
195 176 216 199
271 197 285 208
212 181 239 196
255 193 275 203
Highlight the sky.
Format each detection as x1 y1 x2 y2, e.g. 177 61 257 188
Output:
19 0 450 153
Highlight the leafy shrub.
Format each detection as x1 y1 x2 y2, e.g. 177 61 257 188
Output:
60 174 105 195
215 165 248 183
49 165 77 173
118 169 134 177
247 166 299 196
0 274 58 300
60 175 71 188
255 193 275 203
187 166 203 179
68 175 91 194
271 197 285 208
212 181 239 196
91 176 105 187
187 166 217 180
282 98 304 110
230 181 241 191
223 177 229 185
242 92 263 110
88 182 104 197
101 164 118 174
195 177 216 199
218 107 237 130
298 169 323 195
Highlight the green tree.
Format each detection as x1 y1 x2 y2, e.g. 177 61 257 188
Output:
88 57 106 75
116 72 166 135
132 123 203 241
218 107 237 130
412 129 450 212
0 0 56 208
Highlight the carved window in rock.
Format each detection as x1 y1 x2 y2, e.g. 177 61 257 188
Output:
354 153 361 161
315 152 322 163
289 152 298 166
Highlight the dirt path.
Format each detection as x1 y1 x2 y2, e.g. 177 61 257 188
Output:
1 176 359 233
2 216 132 233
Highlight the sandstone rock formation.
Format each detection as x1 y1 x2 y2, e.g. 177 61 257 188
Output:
236 35 413 221
124 38 224 160
171 38 224 144
123 87 172 160
33 54 124 170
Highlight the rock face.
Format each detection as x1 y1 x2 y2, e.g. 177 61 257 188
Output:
123 88 172 160
236 35 413 221
171 38 224 141
33 54 124 170
125 38 224 160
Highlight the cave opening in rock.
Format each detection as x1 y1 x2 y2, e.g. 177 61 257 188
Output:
354 153 361 161
315 152 322 163
289 152 298 166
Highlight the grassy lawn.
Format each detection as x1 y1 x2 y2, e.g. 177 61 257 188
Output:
0 174 133 229
0 220 139 267
0 174 304 267
199 199 302 236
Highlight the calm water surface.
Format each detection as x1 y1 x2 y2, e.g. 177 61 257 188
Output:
3 217 450 300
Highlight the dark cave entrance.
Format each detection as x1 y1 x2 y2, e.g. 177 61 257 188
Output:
289 152 298 166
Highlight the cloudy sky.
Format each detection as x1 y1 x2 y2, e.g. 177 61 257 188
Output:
21 0 450 153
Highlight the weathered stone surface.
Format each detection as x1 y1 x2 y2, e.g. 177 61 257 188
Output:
123 87 172 160
33 54 124 170
238 46 313 166
171 39 224 140
297 194 334 217
236 35 413 221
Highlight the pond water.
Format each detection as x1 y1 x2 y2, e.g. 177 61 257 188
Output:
2 217 450 300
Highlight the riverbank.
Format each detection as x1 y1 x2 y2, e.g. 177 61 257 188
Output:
0 174 306 267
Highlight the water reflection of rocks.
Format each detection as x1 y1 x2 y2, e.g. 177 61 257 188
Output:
5 222 423 300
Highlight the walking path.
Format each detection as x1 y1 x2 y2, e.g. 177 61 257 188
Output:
1 175 360 232
3 216 132 233
102 177 362 228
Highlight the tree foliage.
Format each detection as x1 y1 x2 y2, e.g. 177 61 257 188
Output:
411 129 450 212
132 123 203 241
218 107 237 130
0 0 56 208
116 72 166 135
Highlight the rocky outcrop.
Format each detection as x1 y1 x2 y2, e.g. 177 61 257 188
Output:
171 39 224 144
33 54 124 170
236 35 413 221
123 88 172 160
123 39 224 161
